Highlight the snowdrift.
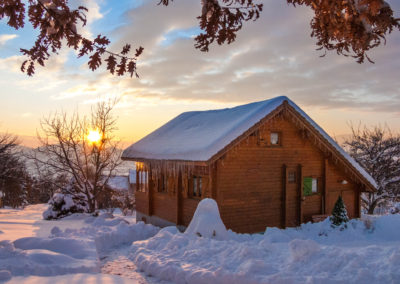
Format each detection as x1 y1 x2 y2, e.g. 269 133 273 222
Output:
130 200 400 284
0 210 159 281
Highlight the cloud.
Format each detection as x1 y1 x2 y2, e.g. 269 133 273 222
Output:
21 112 32 118
1 0 400 141
0 34 18 45
95 0 400 115
69 0 104 38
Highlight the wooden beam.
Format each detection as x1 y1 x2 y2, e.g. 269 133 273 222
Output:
323 158 328 214
176 171 182 225
356 186 361 218
281 164 287 228
121 157 208 167
148 166 153 216
211 163 218 200
136 168 139 193
298 164 304 224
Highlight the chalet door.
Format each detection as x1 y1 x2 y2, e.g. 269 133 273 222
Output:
283 165 301 227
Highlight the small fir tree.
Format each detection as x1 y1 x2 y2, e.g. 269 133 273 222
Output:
330 196 349 228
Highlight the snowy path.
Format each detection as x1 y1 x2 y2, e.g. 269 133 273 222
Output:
100 247 172 284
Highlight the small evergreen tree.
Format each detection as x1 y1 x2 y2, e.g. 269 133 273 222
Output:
330 196 349 228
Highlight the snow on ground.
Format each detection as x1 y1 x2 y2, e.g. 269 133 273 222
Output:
0 204 92 242
9 273 136 284
0 204 162 283
129 199 400 284
1 201 400 283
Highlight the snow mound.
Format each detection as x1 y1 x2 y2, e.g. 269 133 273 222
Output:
13 237 96 260
185 198 228 240
95 221 159 253
289 239 320 261
0 240 98 277
263 227 291 243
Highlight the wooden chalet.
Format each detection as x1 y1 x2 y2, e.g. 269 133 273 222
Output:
122 96 376 233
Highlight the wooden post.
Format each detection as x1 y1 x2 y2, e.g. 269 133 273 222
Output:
323 158 328 214
136 167 139 193
298 164 303 224
356 185 362 218
211 163 218 200
281 164 287 228
176 171 182 225
148 166 153 216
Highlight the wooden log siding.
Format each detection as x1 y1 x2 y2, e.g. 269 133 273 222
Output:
214 115 357 233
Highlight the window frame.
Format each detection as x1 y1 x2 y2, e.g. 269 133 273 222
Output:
288 171 297 183
158 173 168 193
190 175 203 199
269 131 282 147
136 170 148 193
303 177 319 196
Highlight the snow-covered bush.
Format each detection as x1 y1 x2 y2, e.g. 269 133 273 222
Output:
330 196 349 228
185 198 228 240
389 202 400 214
97 186 135 216
43 179 90 220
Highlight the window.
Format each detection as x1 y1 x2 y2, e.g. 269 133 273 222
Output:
141 171 148 192
303 177 318 196
270 132 280 145
288 171 296 183
191 176 202 198
158 174 167 193
136 170 148 192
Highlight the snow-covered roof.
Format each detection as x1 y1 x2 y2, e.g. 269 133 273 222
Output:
123 96 285 161
122 96 377 188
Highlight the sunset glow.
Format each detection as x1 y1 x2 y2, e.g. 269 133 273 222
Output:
87 129 102 144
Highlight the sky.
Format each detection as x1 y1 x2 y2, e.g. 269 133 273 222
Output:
0 0 399 148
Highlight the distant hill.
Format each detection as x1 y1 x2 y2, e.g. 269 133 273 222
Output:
15 145 134 177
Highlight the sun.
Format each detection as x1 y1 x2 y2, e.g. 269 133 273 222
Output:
87 129 102 144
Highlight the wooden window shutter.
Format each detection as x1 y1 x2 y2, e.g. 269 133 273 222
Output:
303 177 313 196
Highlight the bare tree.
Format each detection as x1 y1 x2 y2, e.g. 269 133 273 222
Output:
343 124 400 214
30 101 121 213
0 133 29 207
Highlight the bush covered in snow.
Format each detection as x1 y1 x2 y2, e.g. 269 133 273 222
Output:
43 191 89 220
389 202 400 214
185 198 228 240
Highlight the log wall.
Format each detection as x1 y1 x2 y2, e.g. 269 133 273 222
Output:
214 115 361 233
135 113 362 233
